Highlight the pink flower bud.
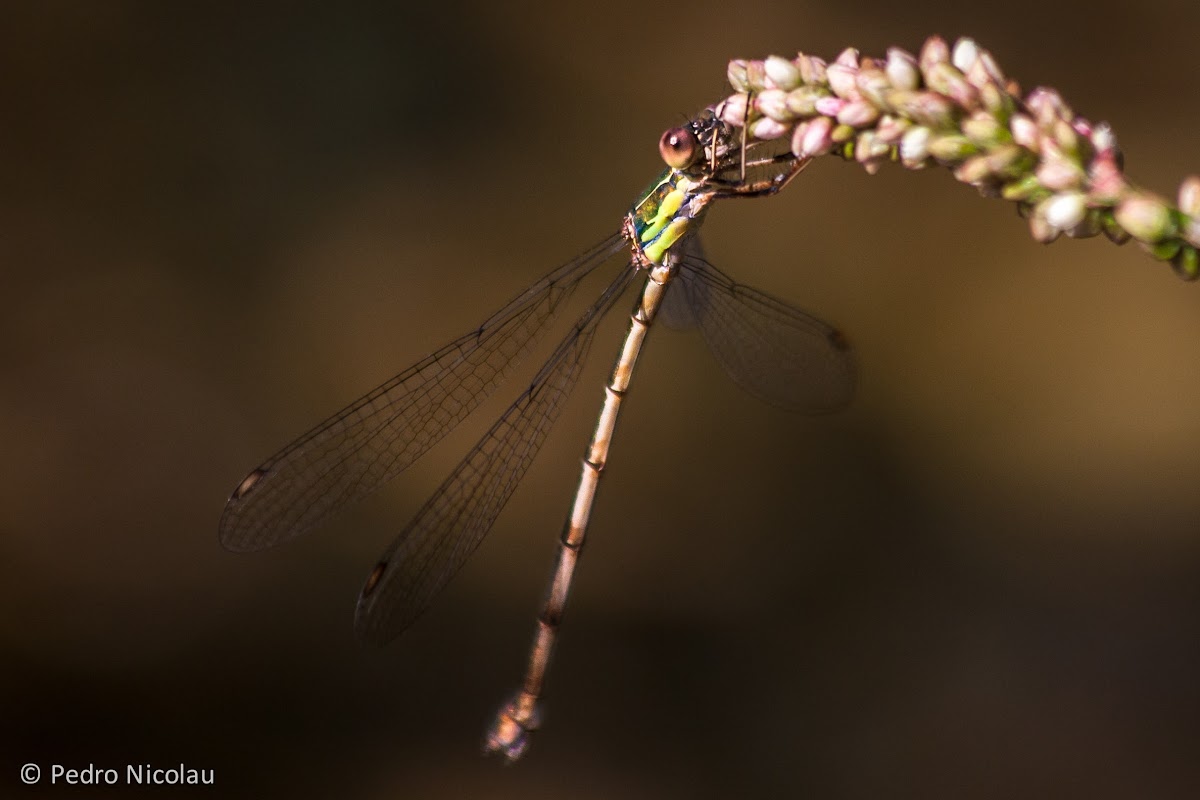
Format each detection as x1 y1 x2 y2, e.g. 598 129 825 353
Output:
826 63 860 99
885 47 920 91
919 35 950 73
792 116 835 157
764 56 801 91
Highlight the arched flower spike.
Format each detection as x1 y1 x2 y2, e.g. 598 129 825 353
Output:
719 35 1200 281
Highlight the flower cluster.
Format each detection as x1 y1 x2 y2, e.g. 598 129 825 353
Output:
719 36 1200 280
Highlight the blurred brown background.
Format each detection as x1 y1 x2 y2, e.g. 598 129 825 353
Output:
4 2 1199 798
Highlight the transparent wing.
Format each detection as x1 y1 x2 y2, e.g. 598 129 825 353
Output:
355 266 638 644
219 233 628 552
670 236 856 412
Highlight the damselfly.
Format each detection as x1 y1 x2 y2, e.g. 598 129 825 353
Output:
220 106 856 760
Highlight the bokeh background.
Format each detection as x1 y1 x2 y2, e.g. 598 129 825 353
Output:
4 2 1199 798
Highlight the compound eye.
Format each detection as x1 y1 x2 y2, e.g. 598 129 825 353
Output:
658 126 700 169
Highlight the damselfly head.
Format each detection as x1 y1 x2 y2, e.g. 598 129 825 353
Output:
658 110 740 175
659 126 700 170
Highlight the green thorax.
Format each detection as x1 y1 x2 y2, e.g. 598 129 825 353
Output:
627 168 711 266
